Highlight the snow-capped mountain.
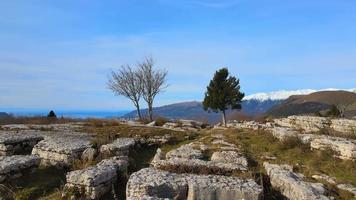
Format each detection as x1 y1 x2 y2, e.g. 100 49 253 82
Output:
244 88 356 101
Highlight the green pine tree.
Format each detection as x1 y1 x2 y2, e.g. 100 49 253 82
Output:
203 68 244 126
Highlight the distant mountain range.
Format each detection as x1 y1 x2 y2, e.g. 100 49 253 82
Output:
123 88 356 122
123 99 283 123
0 112 10 118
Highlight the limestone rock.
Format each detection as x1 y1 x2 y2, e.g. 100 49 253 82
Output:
126 168 262 200
330 119 356 135
310 136 356 160
0 131 43 155
264 162 329 200
99 138 135 157
32 135 92 167
0 155 40 182
211 151 248 168
63 156 128 199
166 144 203 160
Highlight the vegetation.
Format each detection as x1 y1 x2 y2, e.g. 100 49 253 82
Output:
47 110 57 118
2 167 66 200
107 56 168 122
203 68 244 126
202 128 356 199
138 57 168 122
107 65 143 120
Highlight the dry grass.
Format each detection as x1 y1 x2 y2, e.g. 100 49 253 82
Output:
0 116 79 125
157 164 236 176
205 128 356 199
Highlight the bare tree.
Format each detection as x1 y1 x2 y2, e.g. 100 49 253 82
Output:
138 57 168 121
107 65 143 120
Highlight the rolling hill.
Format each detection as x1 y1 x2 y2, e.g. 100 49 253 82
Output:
266 91 356 117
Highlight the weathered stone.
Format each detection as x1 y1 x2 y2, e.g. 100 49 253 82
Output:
32 135 92 167
264 162 329 200
275 116 330 132
211 151 248 168
312 174 336 185
150 148 165 167
82 147 97 162
330 119 356 135
0 131 43 155
310 136 356 160
99 138 135 157
126 168 262 200
270 127 299 141
146 121 156 127
166 144 203 160
63 156 128 199
226 120 270 130
0 155 40 182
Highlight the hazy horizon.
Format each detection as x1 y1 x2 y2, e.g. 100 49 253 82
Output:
1 0 356 111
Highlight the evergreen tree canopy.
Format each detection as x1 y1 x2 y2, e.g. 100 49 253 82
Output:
203 68 244 125
47 110 57 118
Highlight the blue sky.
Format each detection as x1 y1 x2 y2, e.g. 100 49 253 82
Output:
0 0 355 111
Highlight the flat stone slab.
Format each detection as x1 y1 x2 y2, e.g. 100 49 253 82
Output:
310 136 356 160
126 168 262 200
0 131 44 155
32 135 92 167
211 151 248 167
100 138 135 157
0 155 40 182
63 156 128 199
264 162 329 200
166 144 204 160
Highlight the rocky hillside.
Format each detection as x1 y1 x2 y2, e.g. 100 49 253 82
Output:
267 91 356 117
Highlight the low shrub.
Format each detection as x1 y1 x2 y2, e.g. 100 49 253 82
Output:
155 117 169 126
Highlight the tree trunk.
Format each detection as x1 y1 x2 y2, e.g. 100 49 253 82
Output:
222 110 227 127
148 102 153 122
136 103 142 120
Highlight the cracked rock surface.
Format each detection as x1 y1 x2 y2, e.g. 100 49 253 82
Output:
264 162 329 200
126 168 262 200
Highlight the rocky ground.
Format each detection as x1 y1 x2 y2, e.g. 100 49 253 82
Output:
0 116 355 199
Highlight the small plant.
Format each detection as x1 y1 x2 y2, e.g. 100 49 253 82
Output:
155 117 169 126
278 136 307 150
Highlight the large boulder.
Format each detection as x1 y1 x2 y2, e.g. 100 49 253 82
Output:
264 162 329 200
0 131 44 155
32 136 92 167
63 156 128 199
0 155 40 182
126 168 262 200
99 138 135 157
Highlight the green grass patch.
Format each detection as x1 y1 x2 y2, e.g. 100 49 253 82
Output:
4 167 66 200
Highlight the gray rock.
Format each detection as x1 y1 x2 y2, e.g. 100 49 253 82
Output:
0 155 40 182
100 138 135 157
126 168 262 200
264 162 329 200
32 135 92 167
166 144 203 160
0 131 43 155
211 151 248 167
63 156 128 199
